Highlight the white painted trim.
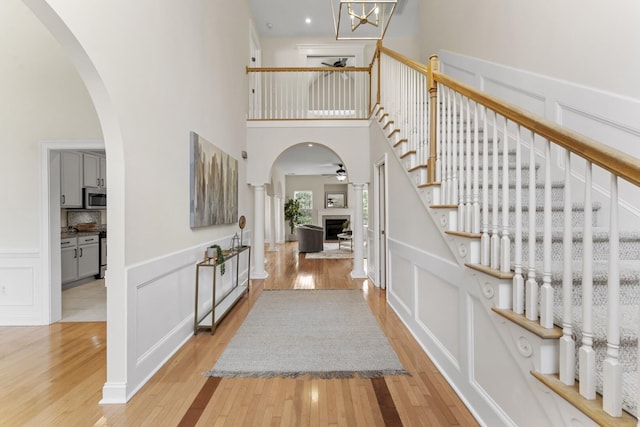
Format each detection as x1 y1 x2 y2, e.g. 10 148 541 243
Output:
373 154 388 289
296 43 367 67
246 120 370 128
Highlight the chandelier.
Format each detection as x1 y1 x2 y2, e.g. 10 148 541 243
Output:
336 164 347 181
331 0 397 40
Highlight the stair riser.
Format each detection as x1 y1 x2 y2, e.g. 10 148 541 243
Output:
550 279 640 309
486 207 599 228
517 238 640 262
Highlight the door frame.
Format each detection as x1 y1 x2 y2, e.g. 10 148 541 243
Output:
41 139 105 323
373 154 388 289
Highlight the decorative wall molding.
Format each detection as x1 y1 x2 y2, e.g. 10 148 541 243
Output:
0 251 42 325
123 231 252 402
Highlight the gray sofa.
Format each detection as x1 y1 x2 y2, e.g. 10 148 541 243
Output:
296 224 324 253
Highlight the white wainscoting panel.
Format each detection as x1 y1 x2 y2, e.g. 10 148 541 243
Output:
0 251 43 325
124 233 251 399
415 266 460 364
384 237 574 426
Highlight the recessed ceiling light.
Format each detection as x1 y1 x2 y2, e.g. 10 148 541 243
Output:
305 18 311 24
308 143 313 147
266 22 273 29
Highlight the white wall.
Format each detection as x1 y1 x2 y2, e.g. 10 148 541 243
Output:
418 0 640 100
260 36 420 67
24 0 254 403
0 0 102 250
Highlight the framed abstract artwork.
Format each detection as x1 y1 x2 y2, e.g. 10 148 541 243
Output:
190 131 238 227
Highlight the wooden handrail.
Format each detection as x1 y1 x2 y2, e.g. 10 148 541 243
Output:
433 72 640 187
378 45 428 75
246 66 370 73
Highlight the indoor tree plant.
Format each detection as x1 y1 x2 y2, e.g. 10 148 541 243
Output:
284 197 301 241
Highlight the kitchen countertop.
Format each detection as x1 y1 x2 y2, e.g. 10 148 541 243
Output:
61 231 101 239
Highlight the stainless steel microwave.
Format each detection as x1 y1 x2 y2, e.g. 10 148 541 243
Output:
84 188 107 209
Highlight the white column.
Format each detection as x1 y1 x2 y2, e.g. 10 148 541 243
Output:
268 194 277 252
252 185 268 279
351 183 367 278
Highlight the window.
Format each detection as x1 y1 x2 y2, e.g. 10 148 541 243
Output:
294 191 313 225
363 189 369 227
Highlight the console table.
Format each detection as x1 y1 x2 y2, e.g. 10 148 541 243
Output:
337 233 353 251
194 245 251 335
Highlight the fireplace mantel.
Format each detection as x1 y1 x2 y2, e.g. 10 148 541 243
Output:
318 208 353 221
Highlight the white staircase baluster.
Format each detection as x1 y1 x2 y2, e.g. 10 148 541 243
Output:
435 86 442 183
472 102 481 235
525 130 538 321
540 140 554 328
559 149 575 386
452 94 460 230
513 125 524 314
443 88 451 204
465 97 473 233
457 95 465 229
579 161 596 400
603 174 623 416
481 106 490 266
500 118 511 274
490 111 500 270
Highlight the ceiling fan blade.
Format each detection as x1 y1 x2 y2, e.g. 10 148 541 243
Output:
321 62 333 67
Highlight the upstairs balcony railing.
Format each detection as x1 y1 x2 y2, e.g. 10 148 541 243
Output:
246 66 373 120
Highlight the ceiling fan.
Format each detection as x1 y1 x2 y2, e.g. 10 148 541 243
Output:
319 163 348 181
321 57 351 80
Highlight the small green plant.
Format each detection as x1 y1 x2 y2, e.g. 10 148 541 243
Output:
342 219 350 230
284 197 301 235
209 244 225 275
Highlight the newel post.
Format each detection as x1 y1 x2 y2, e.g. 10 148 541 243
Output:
427 55 440 184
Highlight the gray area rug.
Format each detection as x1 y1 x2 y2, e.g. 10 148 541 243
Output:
205 290 407 378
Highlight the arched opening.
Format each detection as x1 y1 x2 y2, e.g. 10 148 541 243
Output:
25 0 127 403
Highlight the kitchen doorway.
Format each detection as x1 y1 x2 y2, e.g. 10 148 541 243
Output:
43 142 105 323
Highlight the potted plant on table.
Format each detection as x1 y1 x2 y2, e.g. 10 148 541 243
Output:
206 244 225 275
284 197 301 241
342 219 352 235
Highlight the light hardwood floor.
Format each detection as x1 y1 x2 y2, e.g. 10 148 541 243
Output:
0 242 478 426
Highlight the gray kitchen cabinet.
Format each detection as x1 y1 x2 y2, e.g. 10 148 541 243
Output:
61 238 78 284
61 234 99 285
83 153 106 189
77 235 99 278
61 152 83 207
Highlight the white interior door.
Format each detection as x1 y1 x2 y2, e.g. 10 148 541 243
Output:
376 159 387 290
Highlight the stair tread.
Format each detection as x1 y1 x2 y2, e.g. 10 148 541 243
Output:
531 372 637 425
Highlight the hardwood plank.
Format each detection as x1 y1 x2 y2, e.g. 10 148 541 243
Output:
0 242 479 426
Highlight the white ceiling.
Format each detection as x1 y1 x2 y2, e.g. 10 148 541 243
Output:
249 0 418 39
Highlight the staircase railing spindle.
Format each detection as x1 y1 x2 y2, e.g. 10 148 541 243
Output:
481 106 490 266
579 161 596 400
559 149 575 386
500 118 511 274
540 140 554 328
513 125 524 314
490 111 500 270
603 174 623 417
525 130 538 321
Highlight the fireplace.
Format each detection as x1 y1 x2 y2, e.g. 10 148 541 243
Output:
323 216 349 240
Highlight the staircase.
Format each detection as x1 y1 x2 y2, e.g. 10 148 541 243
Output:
374 99 640 424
